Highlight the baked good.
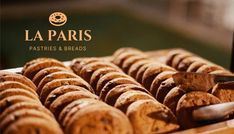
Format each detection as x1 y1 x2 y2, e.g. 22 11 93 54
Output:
212 82 234 102
121 55 147 73
126 99 179 134
128 60 152 78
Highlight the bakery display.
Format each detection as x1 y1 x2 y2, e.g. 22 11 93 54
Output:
1 47 233 133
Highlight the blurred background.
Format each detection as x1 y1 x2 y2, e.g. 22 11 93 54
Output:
1 0 234 69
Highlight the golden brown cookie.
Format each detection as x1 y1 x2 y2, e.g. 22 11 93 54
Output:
196 64 224 73
0 88 39 102
112 47 142 59
49 90 98 118
0 102 53 122
65 104 133 134
40 78 94 104
32 66 70 86
105 84 150 106
37 71 79 94
150 71 176 97
23 58 66 79
0 81 37 96
99 77 141 100
155 77 176 103
0 95 39 115
121 55 147 73
59 98 105 127
177 57 204 71
79 61 122 82
114 90 155 113
142 64 175 89
171 53 192 69
44 85 90 108
209 70 234 75
187 61 206 72
96 72 131 95
176 91 221 129
126 99 179 134
0 72 37 90
212 82 234 102
3 117 63 134
21 58 49 73
165 49 188 66
89 67 120 90
128 60 152 78
163 87 186 114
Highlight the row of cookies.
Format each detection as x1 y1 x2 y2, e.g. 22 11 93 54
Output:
0 71 63 134
112 48 224 129
21 58 133 134
71 58 179 134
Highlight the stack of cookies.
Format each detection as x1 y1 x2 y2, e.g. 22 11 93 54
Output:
111 48 230 129
71 57 179 134
0 71 63 134
22 58 133 134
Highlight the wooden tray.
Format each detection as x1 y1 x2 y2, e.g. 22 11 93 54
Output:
2 48 234 134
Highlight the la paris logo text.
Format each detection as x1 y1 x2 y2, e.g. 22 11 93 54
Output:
25 12 92 42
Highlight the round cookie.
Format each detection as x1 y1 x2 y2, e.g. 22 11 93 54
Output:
212 82 234 102
126 99 179 134
187 61 206 72
165 49 188 66
44 85 90 108
196 64 223 73
150 71 176 97
209 70 234 75
37 71 79 94
0 88 39 102
49 90 98 118
96 72 132 95
163 87 186 114
3 117 63 134
156 77 176 102
89 67 119 90
0 72 37 90
0 81 37 96
65 104 133 134
114 90 155 113
21 58 49 73
171 53 192 69
23 59 66 79
59 98 106 127
177 57 204 71
128 59 152 78
99 77 141 100
32 66 70 86
121 55 147 73
40 78 94 103
142 64 175 89
105 84 150 106
113 47 142 59
79 61 121 82
176 91 221 129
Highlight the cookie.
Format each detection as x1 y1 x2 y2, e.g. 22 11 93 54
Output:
23 58 67 79
113 51 144 67
187 61 206 72
44 85 90 108
37 71 79 94
0 71 37 90
176 91 221 129
113 47 142 59
114 90 155 113
105 84 150 106
171 53 192 69
0 88 39 102
96 72 132 95
128 60 152 78
21 58 49 73
126 99 179 134
121 55 147 73
212 82 234 102
163 87 186 114
155 78 176 103
3 117 63 134
209 70 234 75
136 63 161 83
49 90 98 118
99 77 141 100
40 78 94 104
65 104 133 134
59 98 105 127
142 64 175 89
150 71 176 97
32 66 70 86
79 61 122 82
177 57 204 71
89 67 119 90
165 49 188 66
196 64 223 73
0 81 37 96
